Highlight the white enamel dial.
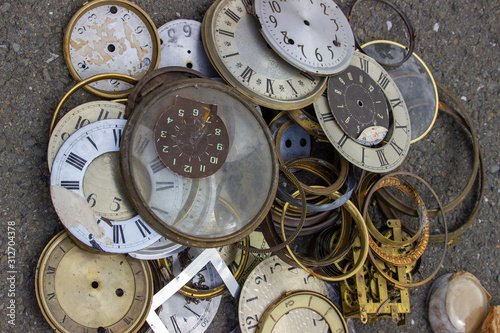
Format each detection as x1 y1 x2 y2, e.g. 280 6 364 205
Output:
254 0 355 75
48 101 126 171
50 119 163 253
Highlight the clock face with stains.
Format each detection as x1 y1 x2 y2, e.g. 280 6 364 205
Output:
64 0 160 97
315 52 411 173
50 119 164 253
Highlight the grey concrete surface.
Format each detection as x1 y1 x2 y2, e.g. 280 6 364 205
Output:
0 0 498 332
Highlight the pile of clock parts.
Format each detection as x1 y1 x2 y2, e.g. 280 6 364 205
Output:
36 0 485 332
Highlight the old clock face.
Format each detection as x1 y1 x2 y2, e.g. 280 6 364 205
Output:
50 119 163 253
154 96 230 179
253 0 355 75
48 101 126 171
202 0 326 110
63 0 160 98
327 65 389 145
238 256 329 333
35 231 153 332
158 19 219 77
315 52 411 173
121 79 278 247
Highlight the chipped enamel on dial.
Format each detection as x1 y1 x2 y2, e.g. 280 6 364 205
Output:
254 0 355 75
158 19 219 77
202 0 326 110
315 52 411 173
64 0 159 96
327 65 389 146
48 101 126 172
50 119 163 253
238 256 329 333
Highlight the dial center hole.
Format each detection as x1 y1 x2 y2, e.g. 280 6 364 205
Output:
357 100 364 107
304 20 310 26
107 44 116 52
300 138 307 147
91 281 99 289
285 139 292 148
115 288 124 297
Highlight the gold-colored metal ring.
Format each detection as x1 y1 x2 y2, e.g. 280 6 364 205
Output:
49 73 138 137
361 176 429 266
280 193 369 282
367 172 448 288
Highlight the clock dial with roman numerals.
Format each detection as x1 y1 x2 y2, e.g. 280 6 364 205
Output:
35 231 153 333
50 119 164 253
238 256 329 333
201 0 326 110
48 101 126 172
315 52 411 173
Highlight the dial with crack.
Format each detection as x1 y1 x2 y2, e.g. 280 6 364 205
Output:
50 119 165 253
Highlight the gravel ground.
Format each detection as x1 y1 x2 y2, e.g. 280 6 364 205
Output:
0 0 498 332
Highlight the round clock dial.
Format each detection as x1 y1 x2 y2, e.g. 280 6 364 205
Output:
158 19 219 77
35 231 153 332
254 0 355 75
202 0 326 110
239 256 329 333
327 65 389 145
48 101 126 172
50 119 164 253
121 79 278 247
154 96 230 179
315 52 411 173
64 0 160 98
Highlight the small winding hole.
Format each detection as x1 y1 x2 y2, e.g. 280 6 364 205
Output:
304 20 310 26
91 281 99 289
107 44 115 52
116 288 124 297
285 139 292 148
110 6 118 14
300 138 307 147
186 62 193 69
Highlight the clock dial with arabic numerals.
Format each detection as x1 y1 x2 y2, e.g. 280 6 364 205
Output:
64 0 160 98
315 52 411 173
202 0 326 110
50 119 165 253
238 256 329 333
254 0 355 76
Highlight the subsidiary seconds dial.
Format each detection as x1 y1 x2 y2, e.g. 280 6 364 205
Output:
254 0 355 75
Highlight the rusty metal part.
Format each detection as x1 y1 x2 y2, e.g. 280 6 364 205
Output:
361 176 430 266
367 172 448 288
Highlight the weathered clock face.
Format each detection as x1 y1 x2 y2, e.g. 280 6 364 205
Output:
253 0 355 75
315 52 411 173
64 0 160 97
202 0 326 110
35 231 153 333
154 96 230 179
238 256 329 333
50 119 163 253
48 101 126 172
327 65 389 145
